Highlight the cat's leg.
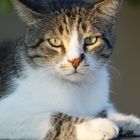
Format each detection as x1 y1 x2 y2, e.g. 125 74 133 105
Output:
46 113 119 140
108 111 140 137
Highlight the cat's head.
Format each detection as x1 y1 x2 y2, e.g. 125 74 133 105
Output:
12 0 123 82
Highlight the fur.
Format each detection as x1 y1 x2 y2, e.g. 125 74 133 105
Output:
0 0 140 140
0 63 109 139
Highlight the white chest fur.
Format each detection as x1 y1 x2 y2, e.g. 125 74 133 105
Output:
0 67 110 139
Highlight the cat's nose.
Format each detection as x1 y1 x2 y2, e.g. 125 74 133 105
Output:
68 53 85 69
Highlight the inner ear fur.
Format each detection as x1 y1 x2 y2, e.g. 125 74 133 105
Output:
94 0 123 17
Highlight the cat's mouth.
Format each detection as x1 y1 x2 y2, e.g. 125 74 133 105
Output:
56 68 91 82
56 65 90 81
65 70 85 76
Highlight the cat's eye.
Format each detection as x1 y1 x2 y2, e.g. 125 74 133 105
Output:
48 38 63 47
84 36 98 46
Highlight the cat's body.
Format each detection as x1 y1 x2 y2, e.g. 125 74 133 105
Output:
0 0 140 140
0 38 110 139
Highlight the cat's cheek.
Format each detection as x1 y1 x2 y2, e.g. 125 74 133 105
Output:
86 54 98 68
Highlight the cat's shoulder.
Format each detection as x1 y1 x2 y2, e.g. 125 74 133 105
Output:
0 39 22 75
0 40 17 58
0 40 22 96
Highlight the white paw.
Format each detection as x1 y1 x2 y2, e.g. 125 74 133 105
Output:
76 118 119 140
118 115 140 136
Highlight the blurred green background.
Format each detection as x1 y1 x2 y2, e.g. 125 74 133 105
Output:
1 0 12 14
0 0 140 116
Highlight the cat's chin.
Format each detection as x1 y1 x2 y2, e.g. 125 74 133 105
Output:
57 72 91 83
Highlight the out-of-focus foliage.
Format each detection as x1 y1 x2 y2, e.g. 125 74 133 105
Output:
1 0 12 14
0 0 140 14
128 0 140 5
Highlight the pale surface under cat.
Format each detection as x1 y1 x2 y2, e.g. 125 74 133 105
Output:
0 0 140 140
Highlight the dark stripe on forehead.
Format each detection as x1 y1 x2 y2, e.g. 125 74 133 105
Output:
77 18 87 33
63 16 69 34
81 23 87 33
58 25 64 35
77 17 82 31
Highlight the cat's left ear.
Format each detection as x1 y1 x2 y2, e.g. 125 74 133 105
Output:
93 0 123 20
12 0 42 25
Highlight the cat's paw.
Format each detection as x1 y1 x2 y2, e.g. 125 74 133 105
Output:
118 115 140 136
76 118 119 140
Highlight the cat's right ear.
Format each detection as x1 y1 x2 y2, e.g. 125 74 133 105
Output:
12 0 42 25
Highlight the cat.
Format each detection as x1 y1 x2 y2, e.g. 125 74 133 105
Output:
0 0 140 139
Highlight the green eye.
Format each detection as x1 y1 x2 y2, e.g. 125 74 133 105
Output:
84 36 97 45
48 38 63 47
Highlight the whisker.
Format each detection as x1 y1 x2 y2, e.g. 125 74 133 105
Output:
104 62 122 92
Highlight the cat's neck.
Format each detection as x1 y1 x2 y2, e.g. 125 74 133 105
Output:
12 62 110 117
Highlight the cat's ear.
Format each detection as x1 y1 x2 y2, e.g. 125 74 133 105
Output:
12 0 42 25
94 0 123 19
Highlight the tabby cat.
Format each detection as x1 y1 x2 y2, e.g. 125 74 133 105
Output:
0 0 140 139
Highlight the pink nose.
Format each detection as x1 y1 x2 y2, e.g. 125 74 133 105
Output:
68 54 85 69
